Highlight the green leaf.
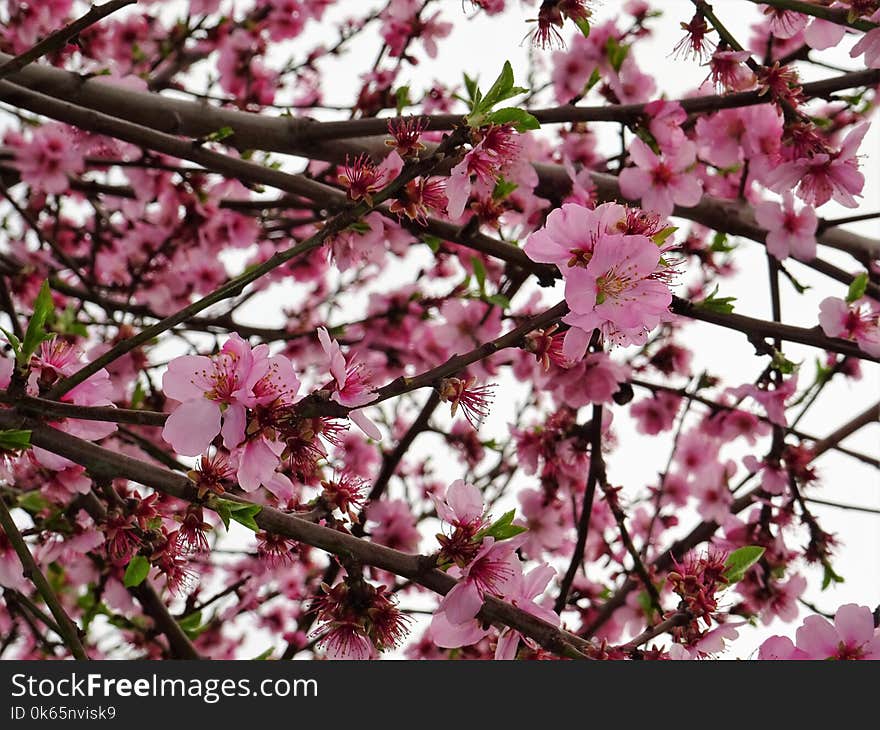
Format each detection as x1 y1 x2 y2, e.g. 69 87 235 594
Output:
574 16 591 37
423 235 442 253
584 67 602 93
251 647 274 660
0 326 21 355
652 226 678 245
123 555 151 588
479 61 516 112
17 489 47 513
203 126 234 143
694 285 736 314
55 305 88 337
0 429 31 451
213 499 262 532
479 509 528 541
723 546 765 584
466 61 530 126
846 272 868 303
463 72 480 107
178 611 205 639
471 256 487 295
771 350 798 375
709 232 736 253
491 178 518 200
604 37 629 72
821 563 844 591
485 293 511 309
485 107 540 132
130 380 146 409
20 281 54 366
395 85 411 114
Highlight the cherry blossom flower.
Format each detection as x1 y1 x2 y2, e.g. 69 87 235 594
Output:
754 192 818 261
317 327 381 440
495 564 559 659
161 334 256 457
562 232 673 355
618 137 703 216
765 123 869 208
819 297 880 357
761 604 880 660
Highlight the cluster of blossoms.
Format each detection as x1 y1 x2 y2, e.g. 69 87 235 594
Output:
162 330 380 494
427 480 560 659
0 0 877 665
525 202 676 356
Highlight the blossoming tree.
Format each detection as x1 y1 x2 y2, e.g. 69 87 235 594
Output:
0 0 877 661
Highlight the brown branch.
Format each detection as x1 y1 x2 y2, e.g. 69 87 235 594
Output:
0 51 875 261
555 403 603 614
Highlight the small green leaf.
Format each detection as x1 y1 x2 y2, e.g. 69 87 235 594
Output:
485 107 540 132
846 272 868 303
251 647 274 660
485 293 511 309
213 499 262 532
395 85 411 114
17 489 47 513
423 235 442 253
0 327 21 355
20 281 54 366
0 429 31 451
709 232 736 253
491 178 518 200
821 563 844 591
203 126 234 143
652 226 678 245
123 555 151 588
479 509 528 541
771 351 798 375
723 546 765 584
130 380 146 409
694 285 736 314
604 37 629 72
178 611 204 639
471 256 487 295
574 16 591 37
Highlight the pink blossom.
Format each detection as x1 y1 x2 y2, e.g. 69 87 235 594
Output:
317 327 381 440
524 202 628 270
646 100 687 149
851 12 880 68
762 604 880 660
726 374 798 427
753 192 818 261
516 488 567 558
495 564 559 660
162 334 255 457
562 232 673 354
433 479 485 529
619 137 703 216
819 297 880 357
765 123 869 208
431 536 522 638
804 17 846 50
12 123 84 195
630 391 681 435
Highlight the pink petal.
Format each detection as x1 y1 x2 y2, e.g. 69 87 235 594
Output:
162 399 221 457
440 580 484 625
